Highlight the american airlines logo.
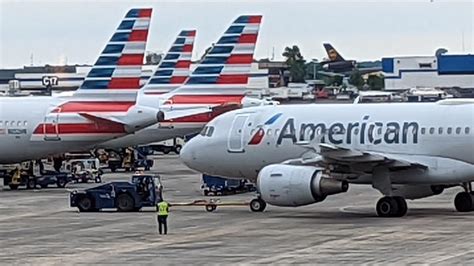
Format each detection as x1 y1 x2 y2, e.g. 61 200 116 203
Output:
277 116 419 145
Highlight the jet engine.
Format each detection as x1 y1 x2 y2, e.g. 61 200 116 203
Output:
257 164 348 207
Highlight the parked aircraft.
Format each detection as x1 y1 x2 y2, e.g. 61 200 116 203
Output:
181 99 474 217
0 8 161 163
321 43 381 75
101 15 269 148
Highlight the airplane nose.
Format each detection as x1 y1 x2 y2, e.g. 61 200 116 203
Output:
180 141 198 170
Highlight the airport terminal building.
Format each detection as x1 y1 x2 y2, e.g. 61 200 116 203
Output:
382 54 474 91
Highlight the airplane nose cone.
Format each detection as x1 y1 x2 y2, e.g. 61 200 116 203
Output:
180 141 198 170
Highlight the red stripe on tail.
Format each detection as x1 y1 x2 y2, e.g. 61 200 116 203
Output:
108 78 141 89
139 9 152 18
248 16 262 23
170 76 188 84
128 30 149 41
175 60 191 68
238 34 258 44
217 75 248 84
182 44 193 52
118 54 144 65
226 54 253 64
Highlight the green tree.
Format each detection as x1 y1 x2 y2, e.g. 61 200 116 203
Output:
348 69 365 89
367 74 385 90
282 45 306 83
333 75 343 86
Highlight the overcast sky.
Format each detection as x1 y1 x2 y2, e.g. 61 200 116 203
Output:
0 0 472 68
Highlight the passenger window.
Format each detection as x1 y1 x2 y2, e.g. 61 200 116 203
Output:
24 121 27 127
5 121 8 127
429 127 435 134
267 129 272 136
421 128 426 135
0 121 2 127
438 127 443 134
207 126 214 137
17 121 21 127
275 129 280 136
466 127 471 134
456 127 461 134
447 127 452 134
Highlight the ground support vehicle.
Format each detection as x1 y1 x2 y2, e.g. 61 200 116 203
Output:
201 175 256 196
70 174 163 212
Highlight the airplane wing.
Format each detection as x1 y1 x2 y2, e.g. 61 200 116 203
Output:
283 141 428 174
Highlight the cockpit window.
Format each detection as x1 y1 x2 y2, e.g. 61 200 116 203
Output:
199 126 215 137
207 126 215 137
200 126 208 136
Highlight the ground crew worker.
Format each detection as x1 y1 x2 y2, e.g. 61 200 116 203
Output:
156 200 170 235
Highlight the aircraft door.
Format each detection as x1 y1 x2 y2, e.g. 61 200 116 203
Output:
227 114 249 153
43 110 60 141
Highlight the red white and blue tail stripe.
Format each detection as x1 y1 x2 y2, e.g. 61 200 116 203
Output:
164 15 262 106
74 8 152 98
33 8 154 142
144 30 196 95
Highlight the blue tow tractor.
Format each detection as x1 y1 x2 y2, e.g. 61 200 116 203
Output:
70 174 163 212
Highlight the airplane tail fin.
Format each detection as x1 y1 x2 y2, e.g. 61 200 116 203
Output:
37 8 158 140
323 43 345 62
73 8 152 100
164 15 262 106
144 30 196 95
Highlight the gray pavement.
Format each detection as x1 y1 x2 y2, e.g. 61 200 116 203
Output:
0 155 473 264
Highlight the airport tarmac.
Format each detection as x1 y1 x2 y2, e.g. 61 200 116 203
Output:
0 155 473 264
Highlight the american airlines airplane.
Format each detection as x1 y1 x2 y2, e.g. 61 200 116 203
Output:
0 8 162 163
181 100 474 217
101 15 268 148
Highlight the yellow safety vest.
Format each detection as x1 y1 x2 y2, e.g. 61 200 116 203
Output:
157 201 169 216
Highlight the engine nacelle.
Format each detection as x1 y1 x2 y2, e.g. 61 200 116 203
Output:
257 164 348 207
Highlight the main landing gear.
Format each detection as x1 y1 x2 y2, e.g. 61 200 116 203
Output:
376 196 408 217
454 182 474 212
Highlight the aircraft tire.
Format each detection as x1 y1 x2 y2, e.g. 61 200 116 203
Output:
454 192 474 212
393 196 408 217
250 198 266 212
376 196 403 217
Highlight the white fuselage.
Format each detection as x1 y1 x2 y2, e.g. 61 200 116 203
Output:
181 101 474 182
0 96 90 163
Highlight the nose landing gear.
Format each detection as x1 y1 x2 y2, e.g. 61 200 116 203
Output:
250 197 266 212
